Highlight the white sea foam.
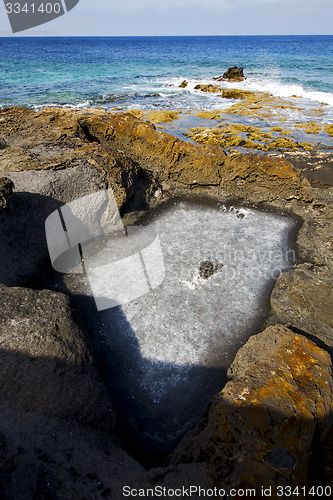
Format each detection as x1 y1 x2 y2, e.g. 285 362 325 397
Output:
32 100 93 111
170 75 333 107
224 77 333 107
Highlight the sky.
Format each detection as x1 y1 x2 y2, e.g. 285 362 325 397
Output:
0 0 333 36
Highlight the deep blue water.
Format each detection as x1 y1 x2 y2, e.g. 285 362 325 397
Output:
1 36 333 111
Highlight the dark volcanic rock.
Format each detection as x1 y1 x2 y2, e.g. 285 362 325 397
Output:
198 260 223 279
0 284 116 430
0 284 146 499
0 177 13 211
214 66 245 81
0 408 145 500
171 325 333 492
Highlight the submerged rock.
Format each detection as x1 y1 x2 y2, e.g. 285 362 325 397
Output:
194 84 221 93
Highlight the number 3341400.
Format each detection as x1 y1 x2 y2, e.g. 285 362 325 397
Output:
5 3 62 14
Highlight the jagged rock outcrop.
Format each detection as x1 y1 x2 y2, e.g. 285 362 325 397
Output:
214 66 245 81
170 326 333 495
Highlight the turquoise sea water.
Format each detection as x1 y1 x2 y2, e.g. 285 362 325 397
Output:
1 35 333 150
1 35 333 110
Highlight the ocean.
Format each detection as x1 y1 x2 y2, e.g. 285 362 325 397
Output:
1 35 333 147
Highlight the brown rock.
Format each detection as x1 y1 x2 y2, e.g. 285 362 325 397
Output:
0 177 13 211
222 88 254 100
0 107 311 205
222 152 311 203
179 80 188 88
78 111 310 203
214 67 245 81
78 111 226 187
194 84 221 93
146 110 181 123
172 326 333 494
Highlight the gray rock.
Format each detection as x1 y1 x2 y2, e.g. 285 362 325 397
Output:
0 284 116 431
270 265 333 347
0 284 148 498
0 165 108 287
0 404 145 500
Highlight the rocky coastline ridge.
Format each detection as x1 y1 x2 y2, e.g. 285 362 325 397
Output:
0 106 332 498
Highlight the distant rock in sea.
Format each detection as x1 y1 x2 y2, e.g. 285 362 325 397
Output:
214 66 245 81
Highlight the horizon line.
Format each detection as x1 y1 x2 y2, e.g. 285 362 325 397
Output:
1 33 332 38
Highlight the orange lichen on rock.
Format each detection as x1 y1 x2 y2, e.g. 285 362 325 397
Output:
172 326 333 494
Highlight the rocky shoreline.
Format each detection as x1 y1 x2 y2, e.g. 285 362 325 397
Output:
0 106 332 498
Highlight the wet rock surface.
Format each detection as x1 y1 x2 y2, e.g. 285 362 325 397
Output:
198 260 223 279
0 106 332 496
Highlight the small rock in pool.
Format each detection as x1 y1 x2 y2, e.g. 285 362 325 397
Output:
199 260 223 279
